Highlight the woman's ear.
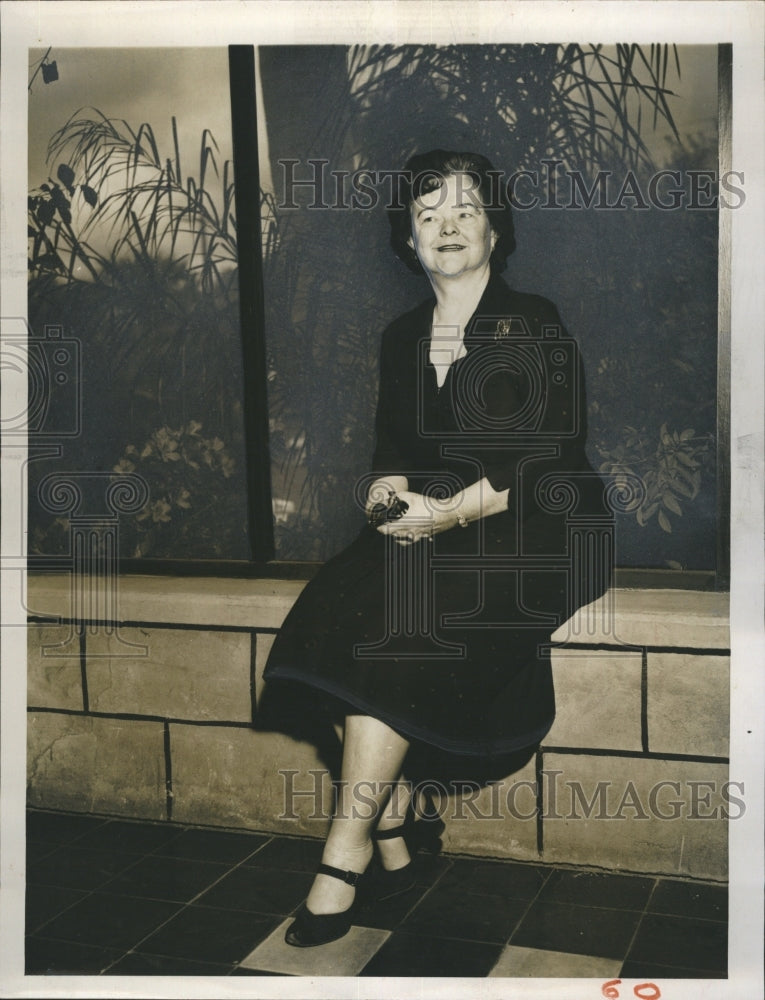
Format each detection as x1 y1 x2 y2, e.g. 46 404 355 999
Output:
490 229 498 249
407 236 414 250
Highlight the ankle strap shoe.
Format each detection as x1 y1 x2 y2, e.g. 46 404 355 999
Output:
285 863 366 947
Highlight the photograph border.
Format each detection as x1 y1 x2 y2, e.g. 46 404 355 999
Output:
2 3 763 999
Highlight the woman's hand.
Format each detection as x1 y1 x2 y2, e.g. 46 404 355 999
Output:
373 479 509 545
375 490 456 546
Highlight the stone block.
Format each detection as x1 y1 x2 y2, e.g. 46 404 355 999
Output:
168 722 333 838
552 588 729 649
540 752 730 879
27 624 84 710
27 712 166 819
86 627 252 723
548 650 643 751
647 653 729 758
439 754 540 861
28 574 306 629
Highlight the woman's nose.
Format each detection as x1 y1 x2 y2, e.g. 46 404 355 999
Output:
440 216 459 235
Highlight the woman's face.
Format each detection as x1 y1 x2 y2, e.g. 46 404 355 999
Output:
407 171 497 281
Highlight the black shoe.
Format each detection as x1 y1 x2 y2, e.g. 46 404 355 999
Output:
410 791 446 855
285 863 364 948
371 794 445 902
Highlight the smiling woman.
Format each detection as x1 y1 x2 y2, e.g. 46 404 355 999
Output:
409 173 497 279
259 146 613 947
260 44 722 576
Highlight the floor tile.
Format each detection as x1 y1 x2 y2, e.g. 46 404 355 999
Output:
26 810 108 845
358 930 502 977
74 818 183 855
401 885 530 943
489 944 623 978
351 853 451 930
152 827 270 864
34 891 181 951
242 836 324 873
195 865 314 915
105 951 234 976
536 868 655 911
648 879 728 922
436 857 550 900
23 811 730 982
620 957 727 979
26 841 58 865
401 851 452 885
136 904 277 964
354 881 432 931
101 854 232 902
25 936 121 975
510 899 642 959
626 913 727 973
27 844 143 891
241 918 390 976
25 884 88 934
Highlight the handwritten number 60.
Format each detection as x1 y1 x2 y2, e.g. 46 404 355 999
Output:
602 982 661 1000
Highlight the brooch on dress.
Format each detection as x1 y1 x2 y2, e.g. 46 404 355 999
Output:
494 319 512 340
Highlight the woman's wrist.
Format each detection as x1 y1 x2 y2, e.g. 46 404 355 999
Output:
446 479 509 529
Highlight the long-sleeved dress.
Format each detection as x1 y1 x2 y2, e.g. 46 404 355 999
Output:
261 274 612 766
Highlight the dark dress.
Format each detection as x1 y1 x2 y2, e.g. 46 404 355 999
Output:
262 274 612 769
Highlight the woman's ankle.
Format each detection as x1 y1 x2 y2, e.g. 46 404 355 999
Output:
305 838 373 915
321 835 374 871
376 836 411 872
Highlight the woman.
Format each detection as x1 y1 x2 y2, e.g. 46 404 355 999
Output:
261 149 612 947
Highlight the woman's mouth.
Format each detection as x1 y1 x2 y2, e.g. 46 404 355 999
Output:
437 244 465 252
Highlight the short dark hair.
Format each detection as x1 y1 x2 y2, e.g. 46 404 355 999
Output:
388 149 516 274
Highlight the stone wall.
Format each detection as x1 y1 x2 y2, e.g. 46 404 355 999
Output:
27 576 730 880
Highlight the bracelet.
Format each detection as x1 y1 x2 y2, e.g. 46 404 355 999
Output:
455 513 469 529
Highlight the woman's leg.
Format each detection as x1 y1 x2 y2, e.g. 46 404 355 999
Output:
374 776 414 872
305 713 409 915
332 719 412 873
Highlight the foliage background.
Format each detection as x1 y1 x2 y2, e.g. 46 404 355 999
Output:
259 45 719 567
27 45 719 570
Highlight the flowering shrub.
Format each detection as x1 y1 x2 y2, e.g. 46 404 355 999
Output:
112 421 240 558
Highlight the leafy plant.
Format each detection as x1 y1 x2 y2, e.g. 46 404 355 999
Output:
110 421 241 558
29 109 234 290
344 43 681 174
28 109 257 560
28 162 99 279
597 423 714 533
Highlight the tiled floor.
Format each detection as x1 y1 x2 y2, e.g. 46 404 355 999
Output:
25 809 728 979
